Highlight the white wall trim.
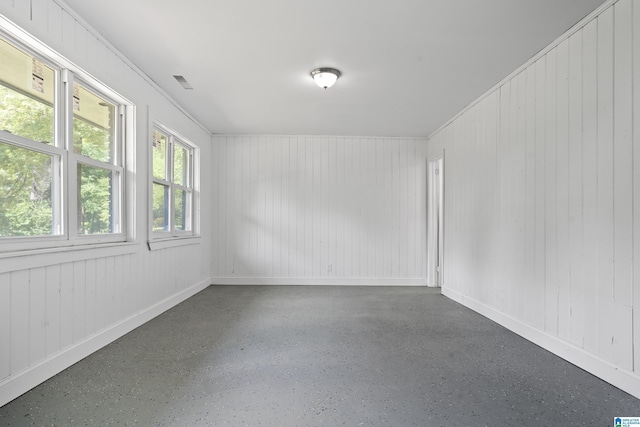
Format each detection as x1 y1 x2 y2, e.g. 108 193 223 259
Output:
0 278 212 408
212 134 428 140
427 0 618 140
441 287 640 400
213 277 429 286
147 237 202 251
0 242 140 274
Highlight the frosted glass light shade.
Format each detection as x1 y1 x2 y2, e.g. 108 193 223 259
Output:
311 68 341 89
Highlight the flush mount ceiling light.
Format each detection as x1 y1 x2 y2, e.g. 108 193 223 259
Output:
310 67 341 89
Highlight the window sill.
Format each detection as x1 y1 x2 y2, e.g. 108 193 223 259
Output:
147 236 201 251
0 241 139 274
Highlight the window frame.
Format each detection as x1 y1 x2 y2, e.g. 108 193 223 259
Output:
149 121 199 243
0 25 133 253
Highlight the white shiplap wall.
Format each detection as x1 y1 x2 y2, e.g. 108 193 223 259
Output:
0 1 212 406
211 135 429 285
428 0 640 399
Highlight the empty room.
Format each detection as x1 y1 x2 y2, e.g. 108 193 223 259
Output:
1 0 639 425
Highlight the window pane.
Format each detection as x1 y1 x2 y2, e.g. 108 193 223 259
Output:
0 37 55 144
152 130 167 180
0 142 55 236
174 189 191 232
173 143 189 186
152 182 169 232
73 83 115 163
77 163 113 234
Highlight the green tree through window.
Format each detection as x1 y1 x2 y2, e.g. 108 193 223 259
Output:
0 85 55 236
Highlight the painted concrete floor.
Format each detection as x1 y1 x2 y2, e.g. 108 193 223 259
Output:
0 285 638 426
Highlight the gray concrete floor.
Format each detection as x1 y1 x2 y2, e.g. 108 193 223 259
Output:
0 285 638 426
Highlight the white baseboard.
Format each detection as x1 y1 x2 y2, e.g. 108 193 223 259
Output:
441 286 640 400
212 277 428 286
0 278 212 408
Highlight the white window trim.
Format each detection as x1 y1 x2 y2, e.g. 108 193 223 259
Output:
148 114 200 249
0 19 135 255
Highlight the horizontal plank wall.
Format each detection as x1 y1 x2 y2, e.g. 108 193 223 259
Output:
212 135 428 286
0 1 213 406
427 0 640 399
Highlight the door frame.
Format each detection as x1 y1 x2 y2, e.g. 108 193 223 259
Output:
427 154 444 287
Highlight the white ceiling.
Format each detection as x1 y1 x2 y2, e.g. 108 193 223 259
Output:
63 0 604 137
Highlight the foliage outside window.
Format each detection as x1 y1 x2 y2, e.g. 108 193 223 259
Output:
0 32 126 247
151 126 195 238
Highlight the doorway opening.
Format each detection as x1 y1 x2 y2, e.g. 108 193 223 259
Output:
427 155 444 287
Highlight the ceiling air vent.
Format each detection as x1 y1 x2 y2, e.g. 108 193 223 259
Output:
173 75 193 90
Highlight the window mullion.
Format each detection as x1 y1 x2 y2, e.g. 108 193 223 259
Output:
51 152 63 236
116 105 125 236
168 136 175 235
188 150 193 188
54 67 65 236
62 70 77 239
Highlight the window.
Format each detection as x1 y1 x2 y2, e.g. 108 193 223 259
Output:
0 32 129 250
150 125 196 239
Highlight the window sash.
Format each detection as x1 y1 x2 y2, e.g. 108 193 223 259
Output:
150 125 195 238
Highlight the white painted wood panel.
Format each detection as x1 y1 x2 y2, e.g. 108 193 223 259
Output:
12 0 31 23
10 270 29 375
533 57 546 331
612 0 634 371
28 267 47 366
544 47 558 337
30 0 48 36
0 272 11 381
60 8 74 49
524 64 536 328
555 38 571 343
0 0 12 13
94 258 106 334
103 256 116 327
46 2 62 48
429 0 640 399
581 18 599 355
595 5 616 366
568 29 585 349
212 135 429 283
216 139 228 277
59 262 74 350
249 137 260 276
84 258 96 338
121 254 132 321
336 138 345 277
72 260 86 343
416 139 427 279
44 264 61 357
406 139 416 279
633 0 640 376
613 0 634 307
274 136 284 277
497 82 511 314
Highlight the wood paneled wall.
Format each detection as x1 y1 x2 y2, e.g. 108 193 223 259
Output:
211 135 429 285
428 0 640 398
0 0 212 406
